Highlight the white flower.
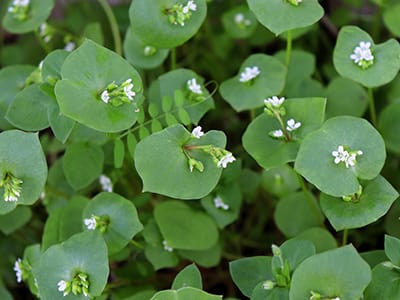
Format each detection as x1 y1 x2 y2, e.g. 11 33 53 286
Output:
13 258 23 283
183 0 197 14
187 78 202 94
217 152 236 168
84 216 97 230
191 126 204 138
286 118 301 131
13 0 29 7
332 298 341 300
350 41 374 66
162 240 173 252
345 153 357 168
99 174 112 192
262 280 275 290
124 83 136 100
271 129 284 138
57 280 68 296
234 13 244 24
332 145 349 164
264 96 285 108
64 42 75 52
214 196 229 210
239 66 260 83
101 90 110 103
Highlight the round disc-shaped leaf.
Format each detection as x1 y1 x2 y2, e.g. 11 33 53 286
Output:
320 175 399 231
82 192 143 254
178 242 221 268
378 102 400 154
364 263 400 299
243 97 326 169
150 287 222 300
261 165 300 197
289 245 371 300
2 0 54 34
172 263 202 290
383 4 400 37
295 116 386 197
154 201 219 250
220 54 286 112
129 0 207 49
333 26 400 88
123 28 169 69
221 6 258 39
135 124 226 199
247 0 324 35
0 130 47 214
34 231 109 300
250 282 289 300
55 39 143 133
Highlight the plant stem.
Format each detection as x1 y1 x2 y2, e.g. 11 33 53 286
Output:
129 239 144 249
98 0 122 55
285 30 292 67
368 87 377 127
170 48 177 70
342 228 349 246
34 31 51 54
296 172 322 222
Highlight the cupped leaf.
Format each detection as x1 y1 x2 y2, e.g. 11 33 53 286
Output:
378 102 400 154
0 130 47 214
172 263 202 290
243 97 326 169
295 116 386 197
82 192 143 255
261 165 300 197
383 3 400 37
222 5 258 39
0 206 31 235
364 263 400 299
247 0 324 35
34 231 109 300
333 26 400 88
123 28 169 69
150 287 222 300
55 39 143 133
384 235 400 266
320 175 399 231
220 54 286 112
289 245 371 300
129 0 207 49
273 239 315 273
154 201 218 251
178 242 221 268
2 0 54 34
135 124 226 199
41 50 70 84
48 104 75 144
250 282 289 300
294 227 337 253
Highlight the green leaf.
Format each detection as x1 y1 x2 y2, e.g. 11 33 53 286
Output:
2 0 54 34
129 0 207 48
261 165 300 197
154 201 218 251
150 119 163 133
174 90 185 107
162 95 173 113
222 5 258 39
290 245 371 300
127 133 137 159
250 283 289 300
274 239 315 272
0 130 47 214
178 242 221 268
0 206 31 235
378 102 400 154
114 138 125 169
62 142 104 190
247 0 324 35
294 227 337 253
165 113 178 126
243 97 326 169
383 4 400 37
229 256 272 297
320 175 399 231
333 26 400 88
220 54 286 112
34 231 109 300
364 263 400 299
82 192 143 255
56 39 143 133
150 287 222 300
148 103 160 118
48 104 75 144
295 116 386 197
384 235 400 266
41 50 70 84
172 263 202 290
135 124 226 199
0 281 12 300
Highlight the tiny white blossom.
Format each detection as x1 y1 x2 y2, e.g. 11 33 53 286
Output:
271 129 284 138
332 145 349 164
13 0 30 7
191 126 204 138
234 13 244 24
214 196 229 210
183 0 197 14
187 78 202 94
350 41 374 67
239 66 260 83
13 258 23 283
217 152 236 168
286 118 301 131
264 96 285 107
99 174 113 192
6 194 19 202
64 42 75 52
124 83 136 100
332 298 341 300
57 280 68 296
162 240 173 252
262 280 275 290
84 216 97 230
101 90 110 103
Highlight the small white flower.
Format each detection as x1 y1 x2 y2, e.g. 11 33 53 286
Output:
84 216 97 230
64 42 75 52
239 66 260 83
124 83 136 100
162 240 173 252
234 13 251 26
191 126 204 138
217 152 236 168
271 129 284 138
262 280 275 290
332 145 349 164
286 118 301 131
183 0 197 13
101 90 110 103
214 196 229 210
264 96 285 108
99 174 113 192
13 0 29 7
345 153 357 168
350 41 374 67
6 194 19 202
332 298 341 300
187 78 202 94
13 258 23 283
57 280 68 296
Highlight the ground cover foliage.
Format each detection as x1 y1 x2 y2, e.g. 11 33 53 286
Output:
1 0 400 299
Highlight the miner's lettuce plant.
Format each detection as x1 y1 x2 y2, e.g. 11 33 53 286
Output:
1 0 400 299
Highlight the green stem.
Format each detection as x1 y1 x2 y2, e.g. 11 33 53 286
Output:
98 0 122 55
34 31 51 54
296 172 322 222
285 30 292 67
170 48 177 70
129 239 144 249
342 228 349 246
368 88 377 127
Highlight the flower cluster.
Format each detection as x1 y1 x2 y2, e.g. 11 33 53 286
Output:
100 78 136 107
162 240 173 252
64 41 76 52
83 216 97 230
239 66 261 83
14 258 27 283
57 272 90 297
350 41 374 69
99 174 113 192
214 196 229 210
191 126 204 139
186 78 205 101
167 1 197 26
332 145 363 168
39 23 53 43
287 0 303 6
83 214 109 233
234 13 251 29
7 0 30 21
0 172 23 202
310 291 340 300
